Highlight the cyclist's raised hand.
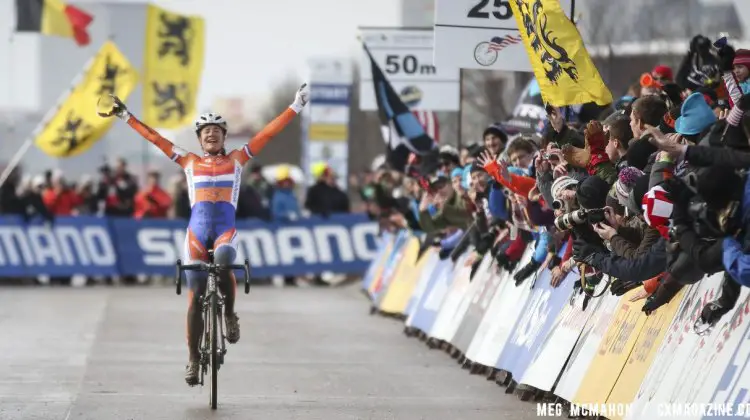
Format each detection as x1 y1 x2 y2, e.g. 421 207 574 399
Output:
291 83 310 112
97 94 129 120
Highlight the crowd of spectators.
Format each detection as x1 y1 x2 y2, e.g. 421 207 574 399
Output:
362 35 750 326
0 158 353 223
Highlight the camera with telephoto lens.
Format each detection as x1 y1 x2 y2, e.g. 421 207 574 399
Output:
554 208 607 231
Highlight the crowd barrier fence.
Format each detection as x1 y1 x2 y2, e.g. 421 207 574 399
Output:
362 230 750 420
0 214 379 278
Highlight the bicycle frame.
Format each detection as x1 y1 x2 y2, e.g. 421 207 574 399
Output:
175 256 251 409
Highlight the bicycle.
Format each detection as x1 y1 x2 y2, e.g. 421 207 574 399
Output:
175 250 251 409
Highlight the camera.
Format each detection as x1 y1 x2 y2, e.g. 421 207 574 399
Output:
554 208 607 231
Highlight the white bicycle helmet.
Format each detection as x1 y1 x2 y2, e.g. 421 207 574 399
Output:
194 112 228 135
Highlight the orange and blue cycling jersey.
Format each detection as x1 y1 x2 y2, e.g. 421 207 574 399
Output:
126 107 297 263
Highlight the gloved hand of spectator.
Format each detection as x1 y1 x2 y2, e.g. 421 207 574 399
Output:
610 278 641 296
700 301 733 326
572 239 604 263
438 247 453 260
514 259 541 286
717 44 736 72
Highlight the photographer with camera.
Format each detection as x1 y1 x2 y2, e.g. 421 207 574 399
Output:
571 174 668 289
592 167 663 261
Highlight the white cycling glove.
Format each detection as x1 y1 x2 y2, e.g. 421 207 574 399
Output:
290 83 310 113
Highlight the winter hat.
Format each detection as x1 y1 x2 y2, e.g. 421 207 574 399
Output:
625 174 650 216
482 125 508 145
550 176 579 201
652 65 674 81
451 167 464 179
624 138 658 171
462 164 474 190
733 49 750 68
675 92 718 136
439 145 461 165
642 185 674 239
576 175 610 210
659 105 681 134
614 167 644 207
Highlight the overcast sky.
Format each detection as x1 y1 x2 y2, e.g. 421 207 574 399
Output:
148 0 402 112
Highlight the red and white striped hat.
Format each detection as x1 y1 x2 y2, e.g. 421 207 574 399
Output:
642 185 673 239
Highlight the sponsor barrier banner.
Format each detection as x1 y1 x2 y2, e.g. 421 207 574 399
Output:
605 287 687 419
451 256 505 353
521 275 604 392
368 231 409 299
358 27 460 111
405 250 440 319
407 257 456 333
543 283 622 401
361 232 393 295
573 288 649 407
470 250 535 366
429 253 478 341
378 237 424 314
494 266 576 379
0 214 378 278
363 232 750 416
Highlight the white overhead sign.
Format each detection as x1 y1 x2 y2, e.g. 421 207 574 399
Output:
358 27 460 111
433 0 573 72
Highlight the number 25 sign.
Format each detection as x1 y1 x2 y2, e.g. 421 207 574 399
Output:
433 0 572 72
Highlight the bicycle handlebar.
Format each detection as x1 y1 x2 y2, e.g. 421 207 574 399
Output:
174 259 252 295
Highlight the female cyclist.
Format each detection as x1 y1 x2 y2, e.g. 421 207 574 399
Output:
101 83 310 385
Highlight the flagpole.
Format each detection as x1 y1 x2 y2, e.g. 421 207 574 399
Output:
0 50 100 190
457 69 464 150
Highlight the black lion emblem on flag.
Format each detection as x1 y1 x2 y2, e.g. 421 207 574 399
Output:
515 0 578 84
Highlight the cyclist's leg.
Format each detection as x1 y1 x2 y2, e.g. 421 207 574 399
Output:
184 228 209 364
214 228 238 313
214 228 239 343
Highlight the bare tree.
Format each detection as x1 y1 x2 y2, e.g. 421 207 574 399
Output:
252 75 303 167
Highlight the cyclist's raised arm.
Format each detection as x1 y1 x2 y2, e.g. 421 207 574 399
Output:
233 84 310 165
126 115 193 166
102 94 194 167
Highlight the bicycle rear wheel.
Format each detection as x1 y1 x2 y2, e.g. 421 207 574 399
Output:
209 292 219 409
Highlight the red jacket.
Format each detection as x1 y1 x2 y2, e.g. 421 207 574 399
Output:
42 188 82 216
134 186 172 219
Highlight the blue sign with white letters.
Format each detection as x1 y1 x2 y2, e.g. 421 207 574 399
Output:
0 214 379 278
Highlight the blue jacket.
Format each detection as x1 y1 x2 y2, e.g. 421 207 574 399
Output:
723 175 750 286
271 188 301 221
487 180 508 221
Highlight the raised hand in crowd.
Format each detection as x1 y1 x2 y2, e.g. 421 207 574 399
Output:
644 124 686 160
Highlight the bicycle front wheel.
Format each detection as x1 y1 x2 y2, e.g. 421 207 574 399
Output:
209 292 219 409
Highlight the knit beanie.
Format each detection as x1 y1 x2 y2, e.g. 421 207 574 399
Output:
551 176 579 201
642 185 674 239
614 167 644 207
734 49 750 68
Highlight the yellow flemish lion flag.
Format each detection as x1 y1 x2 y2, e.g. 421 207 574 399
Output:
142 5 205 129
508 0 612 106
35 41 138 157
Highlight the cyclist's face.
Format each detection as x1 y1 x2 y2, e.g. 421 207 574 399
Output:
199 125 226 154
